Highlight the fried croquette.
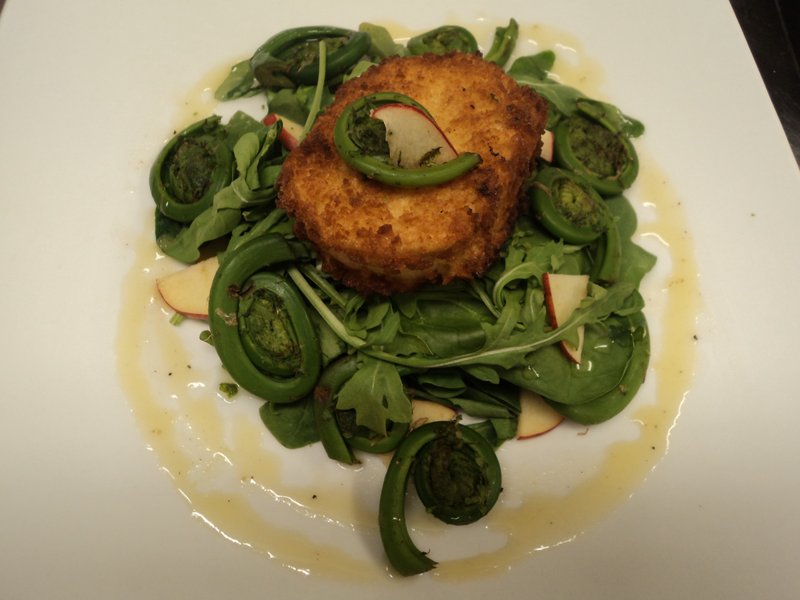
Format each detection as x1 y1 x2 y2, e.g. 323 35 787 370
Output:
277 52 547 295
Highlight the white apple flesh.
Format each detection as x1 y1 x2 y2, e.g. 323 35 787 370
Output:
516 389 565 439
156 256 219 319
543 272 590 364
263 112 304 151
539 129 555 163
410 399 457 429
370 103 458 168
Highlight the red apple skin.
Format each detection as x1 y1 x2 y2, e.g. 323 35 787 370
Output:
371 103 457 153
542 272 589 364
263 113 303 151
516 390 565 439
370 103 458 167
156 256 219 319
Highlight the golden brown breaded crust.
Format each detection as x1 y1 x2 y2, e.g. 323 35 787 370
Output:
277 52 547 295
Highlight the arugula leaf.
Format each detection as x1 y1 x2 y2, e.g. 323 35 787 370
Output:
335 354 411 436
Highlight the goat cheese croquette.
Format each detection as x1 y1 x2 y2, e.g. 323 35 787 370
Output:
277 52 547 295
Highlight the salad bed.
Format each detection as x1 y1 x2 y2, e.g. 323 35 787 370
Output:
150 20 655 575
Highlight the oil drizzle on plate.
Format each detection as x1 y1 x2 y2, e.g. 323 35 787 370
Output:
117 24 700 581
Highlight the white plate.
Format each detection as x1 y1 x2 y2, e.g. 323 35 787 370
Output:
1 0 799 598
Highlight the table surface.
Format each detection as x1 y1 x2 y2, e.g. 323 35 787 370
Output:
0 0 796 166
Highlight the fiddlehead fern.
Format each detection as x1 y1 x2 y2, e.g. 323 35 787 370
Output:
150 116 234 223
208 234 321 403
378 421 502 575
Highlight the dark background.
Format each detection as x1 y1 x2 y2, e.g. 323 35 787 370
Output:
730 0 800 166
0 0 797 165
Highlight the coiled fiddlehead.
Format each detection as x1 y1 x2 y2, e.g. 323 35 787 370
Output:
554 114 639 196
150 116 234 223
378 421 502 575
530 166 611 244
216 26 370 99
208 234 321 403
333 92 481 187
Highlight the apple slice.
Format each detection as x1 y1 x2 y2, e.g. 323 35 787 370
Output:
539 129 554 163
263 112 304 151
410 399 457 429
371 103 458 168
156 256 219 319
517 389 565 439
543 272 590 364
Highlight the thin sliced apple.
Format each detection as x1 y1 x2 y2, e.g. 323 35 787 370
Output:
543 272 590 364
410 399 457 429
539 129 554 163
263 112 304 151
371 103 458 168
156 256 219 319
517 389 565 439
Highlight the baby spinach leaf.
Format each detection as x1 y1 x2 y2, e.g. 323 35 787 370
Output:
507 50 555 80
549 311 650 424
502 314 636 405
385 293 491 358
605 195 657 287
413 370 467 399
358 22 406 59
366 282 637 371
215 59 258 101
446 376 520 418
461 364 501 384
576 98 645 138
259 397 320 448
267 85 334 126
467 418 518 448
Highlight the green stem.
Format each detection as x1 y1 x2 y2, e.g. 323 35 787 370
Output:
301 40 327 140
286 266 367 350
313 356 359 465
378 423 441 576
484 18 519 67
298 263 348 308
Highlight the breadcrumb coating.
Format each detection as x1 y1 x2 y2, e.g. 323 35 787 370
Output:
277 52 547 295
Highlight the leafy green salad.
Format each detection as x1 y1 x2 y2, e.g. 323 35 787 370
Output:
149 19 655 576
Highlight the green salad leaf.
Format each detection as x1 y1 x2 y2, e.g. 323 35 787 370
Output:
152 19 660 576
335 355 412 436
